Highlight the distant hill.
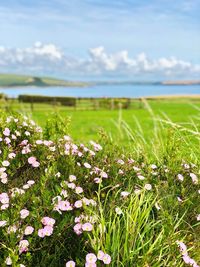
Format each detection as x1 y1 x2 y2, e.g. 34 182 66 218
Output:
162 80 200 85
0 74 90 87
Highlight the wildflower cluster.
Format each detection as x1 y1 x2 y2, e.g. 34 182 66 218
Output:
0 113 199 266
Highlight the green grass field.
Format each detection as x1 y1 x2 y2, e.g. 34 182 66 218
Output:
0 105 200 266
1 98 200 143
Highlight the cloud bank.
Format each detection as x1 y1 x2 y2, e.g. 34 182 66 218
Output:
0 42 199 79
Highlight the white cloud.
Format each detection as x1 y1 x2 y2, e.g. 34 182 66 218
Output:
0 43 199 78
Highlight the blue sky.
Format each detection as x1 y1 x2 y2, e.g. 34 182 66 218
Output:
0 0 199 79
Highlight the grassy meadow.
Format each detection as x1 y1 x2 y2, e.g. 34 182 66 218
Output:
1 98 200 146
0 97 200 267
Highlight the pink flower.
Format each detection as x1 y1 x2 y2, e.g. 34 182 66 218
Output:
2 161 10 167
74 216 81 223
41 217 55 226
74 200 82 208
75 186 83 194
32 161 40 168
4 137 11 144
0 172 8 184
66 261 76 267
11 134 17 139
19 240 29 254
86 253 97 263
28 156 36 164
97 250 105 260
8 153 16 159
102 254 111 264
24 226 34 235
176 241 187 254
84 163 91 169
43 225 54 236
28 157 40 167
20 209 29 219
36 140 43 145
38 228 45 238
0 193 9 204
56 200 72 211
1 204 9 210
100 171 108 178
69 175 76 182
182 254 191 264
94 178 101 184
38 226 54 237
3 128 10 136
67 183 76 189
117 159 124 165
73 223 83 235
177 241 200 267
82 223 93 232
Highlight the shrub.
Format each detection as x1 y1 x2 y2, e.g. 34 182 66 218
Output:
18 95 76 107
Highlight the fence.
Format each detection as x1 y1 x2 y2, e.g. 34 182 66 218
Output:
1 94 200 113
15 95 144 111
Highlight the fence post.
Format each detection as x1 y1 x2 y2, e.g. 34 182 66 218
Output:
30 97 34 112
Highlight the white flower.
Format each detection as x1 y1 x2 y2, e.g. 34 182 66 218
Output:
151 164 157 169
115 207 123 215
5 257 12 265
120 191 130 197
134 188 141 194
0 220 7 227
2 161 10 167
155 202 161 210
84 163 91 169
20 209 29 219
144 184 152 190
190 173 198 184
138 175 145 180
177 174 184 182
69 175 76 182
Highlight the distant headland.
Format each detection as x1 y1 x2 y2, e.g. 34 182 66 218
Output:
0 73 200 88
0 74 90 88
